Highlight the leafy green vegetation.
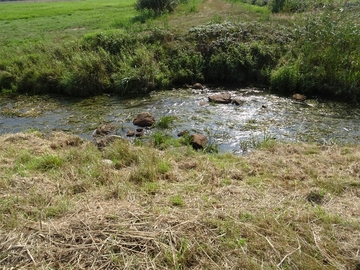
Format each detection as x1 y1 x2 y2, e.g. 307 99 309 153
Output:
271 8 360 100
1 0 360 101
135 0 183 15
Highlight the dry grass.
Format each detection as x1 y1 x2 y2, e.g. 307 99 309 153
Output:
0 132 359 269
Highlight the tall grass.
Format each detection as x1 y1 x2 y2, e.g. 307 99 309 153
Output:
271 8 360 100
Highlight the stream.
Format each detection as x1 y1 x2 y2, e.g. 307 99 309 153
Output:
1 88 360 154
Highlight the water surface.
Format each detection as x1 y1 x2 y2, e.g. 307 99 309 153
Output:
1 88 359 154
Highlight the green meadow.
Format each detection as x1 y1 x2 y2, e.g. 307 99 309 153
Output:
0 0 137 45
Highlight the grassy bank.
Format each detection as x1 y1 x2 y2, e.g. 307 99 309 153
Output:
1 0 360 100
0 131 359 268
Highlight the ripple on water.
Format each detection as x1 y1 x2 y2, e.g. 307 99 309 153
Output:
0 88 359 153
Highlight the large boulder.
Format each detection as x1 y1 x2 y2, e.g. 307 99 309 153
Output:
208 92 232 104
133 112 155 127
190 134 208 150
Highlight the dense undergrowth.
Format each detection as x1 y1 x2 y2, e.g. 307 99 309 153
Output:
0 0 360 101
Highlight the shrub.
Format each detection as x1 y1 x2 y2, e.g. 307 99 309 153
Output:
135 0 180 16
270 0 285 13
270 65 299 93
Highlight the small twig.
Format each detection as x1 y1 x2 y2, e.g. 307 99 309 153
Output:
312 231 344 270
265 236 279 255
99 236 110 252
26 246 36 264
194 238 220 268
38 211 43 230
7 244 25 250
277 238 301 267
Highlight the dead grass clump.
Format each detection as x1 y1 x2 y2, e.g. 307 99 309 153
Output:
49 132 84 149
0 201 231 269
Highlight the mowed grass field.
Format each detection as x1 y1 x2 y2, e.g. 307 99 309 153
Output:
0 0 137 45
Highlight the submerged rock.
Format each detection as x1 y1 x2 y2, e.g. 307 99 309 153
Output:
126 130 135 137
94 124 116 136
177 130 189 137
231 98 244 106
133 112 155 127
208 93 232 104
199 100 207 106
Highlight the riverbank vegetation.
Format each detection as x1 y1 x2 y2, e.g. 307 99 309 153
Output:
0 0 360 101
0 131 359 268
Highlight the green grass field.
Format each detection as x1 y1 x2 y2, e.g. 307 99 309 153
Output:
0 0 137 45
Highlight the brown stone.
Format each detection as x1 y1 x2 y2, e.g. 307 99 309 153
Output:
177 130 189 137
94 124 115 136
133 112 155 127
190 134 208 150
231 99 244 106
126 130 135 137
292 93 306 101
208 93 232 104
199 101 207 106
192 83 204 90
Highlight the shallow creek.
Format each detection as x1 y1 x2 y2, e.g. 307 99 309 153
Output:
1 88 359 154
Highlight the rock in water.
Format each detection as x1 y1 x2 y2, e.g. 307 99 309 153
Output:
208 93 232 104
292 93 306 101
133 112 155 127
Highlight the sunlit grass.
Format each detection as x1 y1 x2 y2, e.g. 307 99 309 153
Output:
0 0 137 46
0 131 359 268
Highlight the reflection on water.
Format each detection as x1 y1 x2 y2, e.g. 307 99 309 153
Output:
1 88 359 154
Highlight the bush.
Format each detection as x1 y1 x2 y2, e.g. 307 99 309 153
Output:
135 0 180 15
270 65 299 93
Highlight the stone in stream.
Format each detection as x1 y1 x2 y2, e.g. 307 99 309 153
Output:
231 98 244 106
126 130 135 137
133 112 155 127
191 83 204 90
177 130 189 137
208 92 232 104
292 93 306 101
94 124 116 136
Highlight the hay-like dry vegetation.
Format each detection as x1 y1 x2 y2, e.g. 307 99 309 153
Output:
0 131 359 269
